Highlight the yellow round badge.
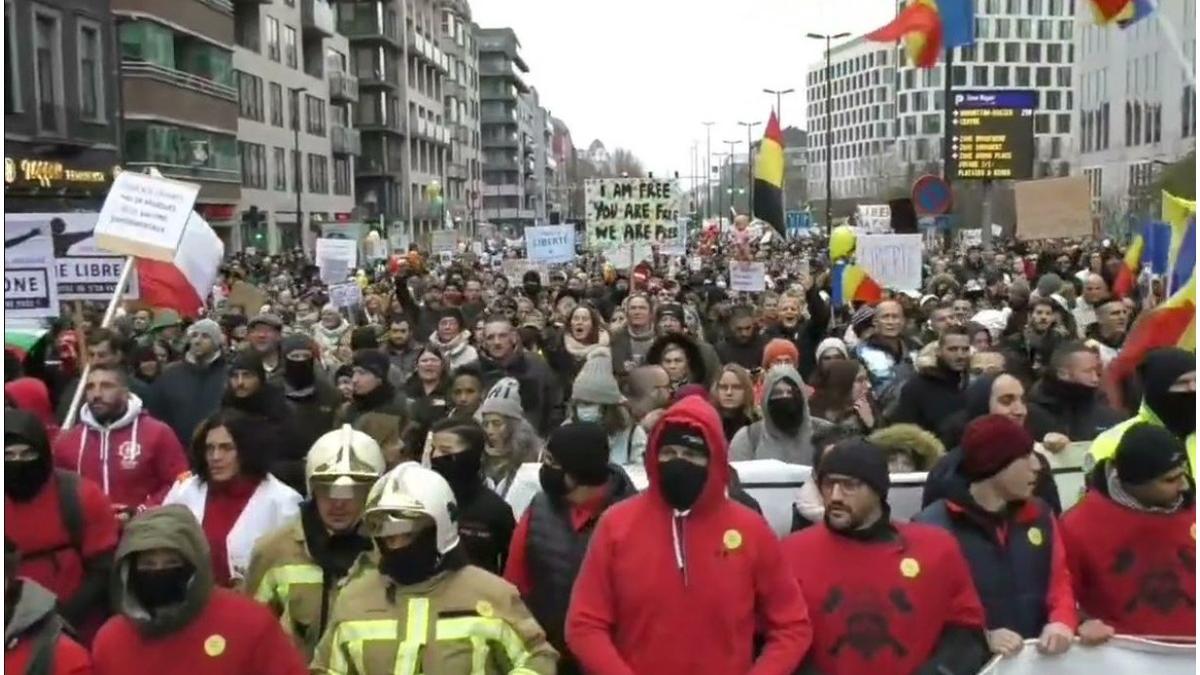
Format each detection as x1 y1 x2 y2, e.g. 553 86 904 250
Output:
900 557 921 579
1027 527 1044 547
203 634 226 657
475 600 494 618
723 529 743 551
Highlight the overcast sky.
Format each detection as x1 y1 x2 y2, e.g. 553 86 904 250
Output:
470 0 897 179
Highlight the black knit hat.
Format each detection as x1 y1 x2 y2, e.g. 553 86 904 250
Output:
546 422 611 487
657 421 709 458
439 306 465 329
1114 422 1189 485
656 303 686 324
228 349 266 381
818 439 890 500
351 349 390 382
350 326 379 350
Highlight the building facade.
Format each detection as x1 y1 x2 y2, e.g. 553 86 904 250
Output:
1071 0 1196 226
477 27 534 232
402 0 452 238
549 116 576 222
438 0 481 234
232 0 357 253
5 0 121 212
782 126 809 211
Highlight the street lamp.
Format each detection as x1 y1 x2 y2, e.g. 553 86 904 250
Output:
290 86 308 251
807 32 849 234
702 121 715 219
721 139 741 218
712 151 728 225
737 121 761 215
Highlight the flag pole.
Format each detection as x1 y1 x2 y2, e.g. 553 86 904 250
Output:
61 255 136 430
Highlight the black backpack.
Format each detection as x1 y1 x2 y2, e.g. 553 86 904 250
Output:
22 470 84 562
22 614 65 675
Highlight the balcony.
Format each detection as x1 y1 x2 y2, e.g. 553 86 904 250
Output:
488 207 535 220
302 0 335 37
356 154 403 176
482 184 521 197
480 109 517 124
483 132 518 148
355 108 405 135
357 67 400 91
482 156 520 172
445 80 467 100
405 27 450 72
408 118 449 144
447 163 467 180
331 125 361 156
329 71 359 103
338 12 401 47
122 59 237 101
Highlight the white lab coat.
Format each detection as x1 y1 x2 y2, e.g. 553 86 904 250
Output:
163 474 302 583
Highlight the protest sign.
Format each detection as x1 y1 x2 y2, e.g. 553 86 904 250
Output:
315 238 357 283
320 221 364 241
585 178 682 251
979 636 1193 675
431 230 458 254
226 281 268 314
959 229 983 247
500 258 545 284
856 234 923 291
604 241 655 271
93 171 199 262
1015 176 1091 239
658 218 689 256
328 282 363 309
4 217 59 319
687 256 702 272
855 204 892 234
5 213 140 301
729 262 766 292
525 225 576 264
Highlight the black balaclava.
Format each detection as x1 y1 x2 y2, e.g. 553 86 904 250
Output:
281 334 316 391
430 447 484 504
766 381 806 435
4 409 53 502
129 562 194 613
378 527 441 586
522 271 542 300
1140 348 1196 437
655 422 710 511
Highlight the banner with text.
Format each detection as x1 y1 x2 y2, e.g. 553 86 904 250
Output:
5 213 140 302
315 238 357 284
585 178 682 252
978 637 1193 674
525 225 576 264
431 230 458 254
4 217 59 319
856 234 923 291
729 262 767 292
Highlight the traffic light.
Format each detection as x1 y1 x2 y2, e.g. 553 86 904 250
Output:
241 206 267 245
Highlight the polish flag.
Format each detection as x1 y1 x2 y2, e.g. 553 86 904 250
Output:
135 212 224 318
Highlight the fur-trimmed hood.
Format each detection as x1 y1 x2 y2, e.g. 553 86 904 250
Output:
868 423 945 470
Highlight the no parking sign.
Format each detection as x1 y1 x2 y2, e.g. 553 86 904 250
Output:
912 174 952 216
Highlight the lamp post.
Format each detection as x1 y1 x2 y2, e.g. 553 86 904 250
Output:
712 151 728 224
806 32 849 234
290 86 307 252
702 121 714 219
721 139 741 217
737 120 761 215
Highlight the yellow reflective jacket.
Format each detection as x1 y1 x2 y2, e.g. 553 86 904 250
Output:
311 563 558 675
1086 402 1197 476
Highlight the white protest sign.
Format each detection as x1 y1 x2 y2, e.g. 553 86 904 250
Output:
855 204 892 234
959 229 983 247
524 225 576 264
585 178 682 252
315 237 357 283
328 282 363 309
856 234 923 291
658 218 689 256
431 230 458 254
500 258 545 284
3 218 59 319
979 636 1194 675
6 213 139 301
605 242 655 271
688 256 702 272
93 171 199 262
729 262 766 292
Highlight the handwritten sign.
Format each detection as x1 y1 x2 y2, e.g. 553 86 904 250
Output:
93 171 199 262
328 282 363 309
315 238 357 284
856 234 923 291
729 262 766 292
959 229 982 247
431 230 458 254
525 225 575 264
855 204 892 234
585 178 682 251
1015 176 1091 239
500 258 546 284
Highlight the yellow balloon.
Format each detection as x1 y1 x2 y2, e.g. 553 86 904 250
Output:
830 226 856 261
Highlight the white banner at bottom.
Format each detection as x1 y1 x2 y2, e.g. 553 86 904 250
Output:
979 636 1194 674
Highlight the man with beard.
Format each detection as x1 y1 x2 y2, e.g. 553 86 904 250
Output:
149 319 229 446
1026 343 1123 443
245 426 386 658
892 327 970 434
916 416 1076 657
5 408 119 644
246 313 285 387
783 439 988 675
4 539 93 673
854 300 921 403
461 278 486 327
505 422 638 675
716 305 766 370
54 328 152 424
1087 300 1129 366
1003 297 1068 381
383 315 422 383
280 334 341 459
478 317 562 435
53 365 188 522
1089 346 1196 476
334 349 410 466
221 350 302 492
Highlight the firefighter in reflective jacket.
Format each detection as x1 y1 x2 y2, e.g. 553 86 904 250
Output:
245 425 387 658
311 462 558 675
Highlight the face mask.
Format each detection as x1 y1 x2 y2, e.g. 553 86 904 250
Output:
767 397 805 434
430 451 482 499
4 458 49 502
1156 391 1197 437
129 564 193 611
523 282 541 298
283 357 315 389
539 464 569 499
657 458 708 511
575 404 603 423
378 528 441 586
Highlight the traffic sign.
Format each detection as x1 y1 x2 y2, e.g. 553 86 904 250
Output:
785 210 811 238
911 174 952 215
948 89 1036 181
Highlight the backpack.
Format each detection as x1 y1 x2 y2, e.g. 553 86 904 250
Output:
22 614 65 675
22 470 84 562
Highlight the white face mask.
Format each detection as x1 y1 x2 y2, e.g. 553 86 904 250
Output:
575 403 603 423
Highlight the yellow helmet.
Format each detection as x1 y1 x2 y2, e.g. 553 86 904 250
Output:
362 462 459 554
305 425 386 498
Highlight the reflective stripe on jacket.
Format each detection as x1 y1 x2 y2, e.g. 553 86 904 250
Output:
1086 403 1197 476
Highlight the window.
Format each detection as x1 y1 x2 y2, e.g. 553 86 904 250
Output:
973 66 989 85
272 147 287 190
1036 67 1051 86
1183 85 1197 138
333 157 352 195
996 18 1011 38
1045 91 1061 110
33 7 64 134
952 65 967 85
4 2 18 113
1025 43 1042 61
292 149 302 191
307 153 328 193
1101 102 1110 148
1047 44 1062 63
305 94 326 136
77 21 103 121
1004 42 1020 62
267 17 280 62
1017 18 1031 38
1035 114 1050 134
983 42 999 62
285 26 297 68
1037 19 1054 39
239 141 267 189
994 66 1010 86
236 70 264 121
270 82 283 126
1056 113 1071 134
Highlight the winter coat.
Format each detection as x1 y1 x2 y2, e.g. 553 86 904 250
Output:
565 396 813 675
868 423 946 471
334 382 410 463
220 384 306 494
54 371 152 426
282 377 342 476
922 446 1064 515
608 325 657 377
889 363 968 434
52 395 188 511
729 366 817 465
545 330 611 400
854 335 920 403
163 474 302 587
403 374 453 429
478 350 564 436
453 482 517 576
3 579 92 675
427 330 480 373
644 333 718 388
148 353 229 446
92 505 308 675
311 321 351 372
384 342 422 383
715 334 767 371
1024 377 1124 443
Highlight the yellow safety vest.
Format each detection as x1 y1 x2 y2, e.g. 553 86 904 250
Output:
1086 402 1197 476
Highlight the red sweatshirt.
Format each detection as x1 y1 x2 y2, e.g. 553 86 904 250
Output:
504 486 610 596
565 396 812 675
91 588 307 675
782 522 986 675
201 477 258 587
5 627 92 675
1060 489 1196 637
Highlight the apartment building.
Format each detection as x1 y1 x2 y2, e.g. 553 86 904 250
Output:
477 26 535 232
438 0 481 231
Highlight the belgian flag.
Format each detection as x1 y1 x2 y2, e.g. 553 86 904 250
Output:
753 111 785 238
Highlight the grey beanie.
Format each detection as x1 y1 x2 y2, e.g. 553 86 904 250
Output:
186 319 224 348
477 377 525 420
571 347 623 405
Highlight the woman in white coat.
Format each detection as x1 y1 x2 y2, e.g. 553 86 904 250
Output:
163 412 301 587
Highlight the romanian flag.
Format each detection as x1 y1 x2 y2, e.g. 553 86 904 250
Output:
1104 273 1196 409
752 110 785 238
1117 0 1154 26
866 0 974 68
1112 226 1145 299
1089 0 1136 22
1163 190 1196 294
831 261 884 309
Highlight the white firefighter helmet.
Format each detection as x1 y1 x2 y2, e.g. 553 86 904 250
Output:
305 425 387 499
362 462 460 554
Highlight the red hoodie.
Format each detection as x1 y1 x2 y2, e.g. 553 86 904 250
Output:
6 377 60 443
565 396 813 675
53 395 188 512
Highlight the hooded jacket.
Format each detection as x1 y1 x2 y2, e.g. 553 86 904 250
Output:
91 505 307 675
4 578 92 675
644 333 716 389
890 360 967 435
1024 376 1123 442
148 352 229 447
53 395 188 512
729 366 817 465
5 377 60 444
565 396 813 675
5 409 118 644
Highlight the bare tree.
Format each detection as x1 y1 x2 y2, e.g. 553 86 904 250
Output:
610 148 646 177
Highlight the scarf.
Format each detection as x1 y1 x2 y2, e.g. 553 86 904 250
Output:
1106 464 1184 514
563 330 611 358
429 330 471 358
